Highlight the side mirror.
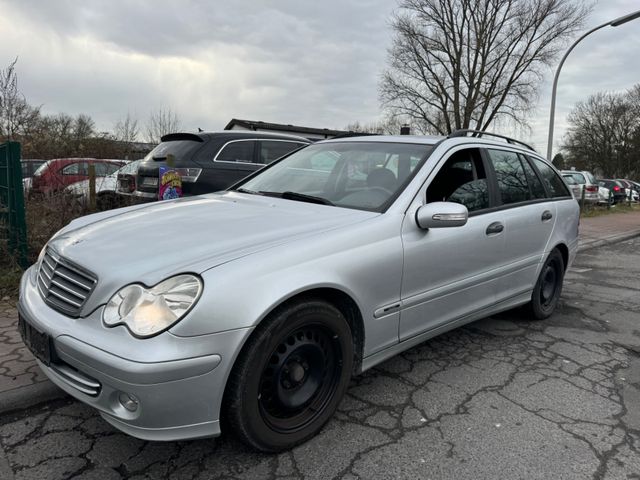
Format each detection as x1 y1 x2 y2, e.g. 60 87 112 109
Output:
415 202 468 230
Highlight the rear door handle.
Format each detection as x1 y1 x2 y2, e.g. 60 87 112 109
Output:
541 210 553 221
486 222 504 235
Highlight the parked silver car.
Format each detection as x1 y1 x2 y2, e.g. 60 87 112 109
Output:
18 132 579 451
560 169 599 203
561 173 582 200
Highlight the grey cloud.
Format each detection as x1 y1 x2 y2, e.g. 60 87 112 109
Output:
2 0 640 148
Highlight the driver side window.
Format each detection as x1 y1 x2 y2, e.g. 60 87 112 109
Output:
426 148 489 213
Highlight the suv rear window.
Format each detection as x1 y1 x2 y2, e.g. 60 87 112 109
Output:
564 172 586 184
145 140 202 164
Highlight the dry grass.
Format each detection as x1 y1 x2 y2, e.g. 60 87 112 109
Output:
580 202 640 218
1 190 125 298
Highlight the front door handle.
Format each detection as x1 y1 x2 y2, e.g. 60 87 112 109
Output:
486 222 504 235
541 210 553 221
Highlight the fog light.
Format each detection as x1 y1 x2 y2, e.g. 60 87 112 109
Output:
118 392 139 412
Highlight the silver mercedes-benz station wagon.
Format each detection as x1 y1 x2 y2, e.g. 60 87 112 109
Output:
18 130 579 451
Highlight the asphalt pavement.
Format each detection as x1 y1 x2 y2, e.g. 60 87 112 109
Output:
1 231 640 479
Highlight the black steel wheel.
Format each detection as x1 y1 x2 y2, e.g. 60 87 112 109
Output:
224 299 353 452
528 249 565 320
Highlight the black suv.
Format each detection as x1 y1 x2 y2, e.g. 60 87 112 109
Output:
130 131 309 200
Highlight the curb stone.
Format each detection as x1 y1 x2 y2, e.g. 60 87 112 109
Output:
0 379 67 415
577 229 640 253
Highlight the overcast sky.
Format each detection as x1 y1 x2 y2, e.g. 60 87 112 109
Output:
1 0 639 155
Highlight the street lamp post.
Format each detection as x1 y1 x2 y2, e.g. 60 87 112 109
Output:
546 9 640 160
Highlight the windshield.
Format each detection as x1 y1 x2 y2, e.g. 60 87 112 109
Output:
117 159 143 175
33 161 51 177
237 142 433 211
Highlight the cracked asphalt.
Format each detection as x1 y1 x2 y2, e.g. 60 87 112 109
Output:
2 237 640 480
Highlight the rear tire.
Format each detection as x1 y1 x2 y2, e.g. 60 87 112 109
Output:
224 299 353 452
527 249 565 320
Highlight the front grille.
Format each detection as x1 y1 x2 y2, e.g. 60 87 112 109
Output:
37 248 97 317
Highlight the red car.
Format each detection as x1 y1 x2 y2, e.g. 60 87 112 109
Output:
31 158 127 195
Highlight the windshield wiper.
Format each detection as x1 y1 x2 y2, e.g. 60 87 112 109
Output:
257 191 334 206
235 187 258 195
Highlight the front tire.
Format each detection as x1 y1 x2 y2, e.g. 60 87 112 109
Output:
528 249 565 320
224 299 354 452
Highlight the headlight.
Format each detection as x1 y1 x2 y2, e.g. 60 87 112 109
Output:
103 274 202 338
31 245 48 284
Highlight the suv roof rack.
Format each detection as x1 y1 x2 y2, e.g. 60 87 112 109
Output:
448 129 536 152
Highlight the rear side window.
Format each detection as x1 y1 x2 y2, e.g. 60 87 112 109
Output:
531 158 571 198
520 156 547 199
216 140 256 163
487 149 530 205
259 141 305 164
61 162 88 175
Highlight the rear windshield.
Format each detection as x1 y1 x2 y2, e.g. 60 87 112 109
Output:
565 172 586 184
143 140 202 164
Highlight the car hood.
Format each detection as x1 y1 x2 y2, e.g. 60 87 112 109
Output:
48 192 376 308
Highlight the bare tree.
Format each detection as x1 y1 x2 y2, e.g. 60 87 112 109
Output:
563 89 639 178
145 108 181 143
380 0 591 135
114 112 139 143
0 57 40 140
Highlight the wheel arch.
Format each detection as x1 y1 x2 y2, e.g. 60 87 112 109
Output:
552 242 569 272
232 286 366 378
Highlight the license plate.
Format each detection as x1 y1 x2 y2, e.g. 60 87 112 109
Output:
18 315 52 366
142 177 158 187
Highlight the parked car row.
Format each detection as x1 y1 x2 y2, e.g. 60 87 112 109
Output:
597 178 640 204
560 169 639 205
29 158 127 196
65 160 144 209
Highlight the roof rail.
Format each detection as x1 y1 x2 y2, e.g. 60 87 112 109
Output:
448 130 536 152
330 132 380 140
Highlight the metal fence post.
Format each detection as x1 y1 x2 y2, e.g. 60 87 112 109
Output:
0 141 28 268
580 185 586 212
88 164 96 211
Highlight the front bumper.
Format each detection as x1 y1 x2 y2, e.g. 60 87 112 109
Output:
18 267 253 441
